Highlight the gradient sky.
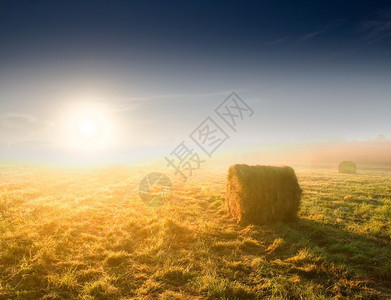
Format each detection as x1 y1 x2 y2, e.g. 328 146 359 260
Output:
1 0 391 162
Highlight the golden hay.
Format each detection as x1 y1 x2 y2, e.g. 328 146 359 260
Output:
226 164 302 225
338 161 357 174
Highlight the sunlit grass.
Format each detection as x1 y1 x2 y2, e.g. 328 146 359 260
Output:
0 166 390 299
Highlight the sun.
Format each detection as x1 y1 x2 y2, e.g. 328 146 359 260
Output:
80 119 97 137
62 102 116 151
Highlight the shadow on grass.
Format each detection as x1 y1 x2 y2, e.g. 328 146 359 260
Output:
249 217 391 295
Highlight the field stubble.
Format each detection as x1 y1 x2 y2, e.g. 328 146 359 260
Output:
0 165 390 299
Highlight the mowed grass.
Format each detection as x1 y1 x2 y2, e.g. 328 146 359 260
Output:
0 165 390 299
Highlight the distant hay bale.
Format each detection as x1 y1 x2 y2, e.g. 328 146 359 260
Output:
338 161 357 174
226 164 302 225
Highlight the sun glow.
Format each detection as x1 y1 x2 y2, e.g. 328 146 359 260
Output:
61 102 116 152
80 119 97 137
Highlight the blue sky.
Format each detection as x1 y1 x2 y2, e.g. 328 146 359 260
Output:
1 1 391 162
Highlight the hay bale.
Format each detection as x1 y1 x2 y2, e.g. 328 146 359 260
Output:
338 161 357 174
226 164 302 225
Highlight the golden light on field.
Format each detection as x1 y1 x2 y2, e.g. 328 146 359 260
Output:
61 102 117 152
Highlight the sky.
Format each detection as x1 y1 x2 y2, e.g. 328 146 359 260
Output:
1 0 391 163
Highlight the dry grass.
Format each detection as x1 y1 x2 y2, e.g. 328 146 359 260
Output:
226 164 301 225
0 165 390 299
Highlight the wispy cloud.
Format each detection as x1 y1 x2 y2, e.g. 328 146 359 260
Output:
263 36 289 46
264 24 334 47
296 19 344 44
0 113 54 128
120 90 233 103
0 113 38 129
360 19 391 44
317 49 350 61
112 90 234 112
0 113 54 143
297 28 328 44
358 7 391 44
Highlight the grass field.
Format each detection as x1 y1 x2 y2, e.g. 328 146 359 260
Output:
0 165 390 299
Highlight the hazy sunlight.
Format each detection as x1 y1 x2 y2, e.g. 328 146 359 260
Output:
61 102 116 152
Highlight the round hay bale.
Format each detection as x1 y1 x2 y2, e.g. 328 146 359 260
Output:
226 164 302 225
338 161 357 174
